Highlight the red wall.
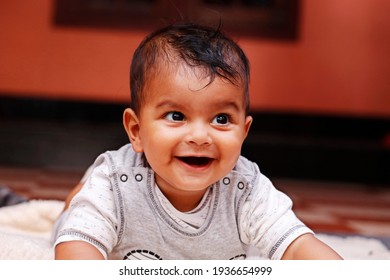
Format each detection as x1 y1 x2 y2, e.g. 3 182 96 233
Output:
0 0 389 117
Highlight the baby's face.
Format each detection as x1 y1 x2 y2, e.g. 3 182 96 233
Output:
132 64 252 196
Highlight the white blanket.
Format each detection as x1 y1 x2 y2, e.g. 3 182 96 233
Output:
0 200 389 260
0 200 63 260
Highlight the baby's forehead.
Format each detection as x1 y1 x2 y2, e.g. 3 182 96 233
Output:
142 62 247 107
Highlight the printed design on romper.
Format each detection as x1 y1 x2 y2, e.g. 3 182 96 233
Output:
123 249 163 260
229 254 246 260
123 250 246 260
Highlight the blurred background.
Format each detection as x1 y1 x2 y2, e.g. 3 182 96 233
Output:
0 0 389 238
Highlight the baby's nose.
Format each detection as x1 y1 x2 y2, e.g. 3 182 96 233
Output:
186 121 212 146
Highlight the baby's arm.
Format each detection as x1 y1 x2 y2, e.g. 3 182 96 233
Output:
281 233 343 260
239 170 343 260
55 241 105 260
53 159 118 260
55 180 106 259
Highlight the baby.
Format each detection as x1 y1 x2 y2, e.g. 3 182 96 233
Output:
54 22 342 260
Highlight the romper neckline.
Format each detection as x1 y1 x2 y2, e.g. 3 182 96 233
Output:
146 169 220 237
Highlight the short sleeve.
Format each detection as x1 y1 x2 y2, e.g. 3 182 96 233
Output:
54 157 119 259
79 164 94 184
239 173 313 260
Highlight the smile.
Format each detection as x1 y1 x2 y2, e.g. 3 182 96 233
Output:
177 156 213 168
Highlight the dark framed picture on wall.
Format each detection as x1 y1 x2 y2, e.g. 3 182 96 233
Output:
54 0 300 40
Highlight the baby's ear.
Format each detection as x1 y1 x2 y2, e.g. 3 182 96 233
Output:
123 108 143 153
244 115 253 138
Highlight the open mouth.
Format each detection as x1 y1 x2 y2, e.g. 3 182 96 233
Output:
177 156 213 167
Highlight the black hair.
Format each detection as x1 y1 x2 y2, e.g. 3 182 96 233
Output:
130 22 250 115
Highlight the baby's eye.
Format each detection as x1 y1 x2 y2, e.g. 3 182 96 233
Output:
165 111 185 122
211 114 230 125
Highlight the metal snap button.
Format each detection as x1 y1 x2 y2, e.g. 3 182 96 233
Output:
223 177 230 185
135 174 143 182
120 174 128 182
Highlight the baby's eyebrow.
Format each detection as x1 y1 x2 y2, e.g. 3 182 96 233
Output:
214 101 241 112
154 99 243 113
155 100 180 109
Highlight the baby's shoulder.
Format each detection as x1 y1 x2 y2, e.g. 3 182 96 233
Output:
102 144 146 169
